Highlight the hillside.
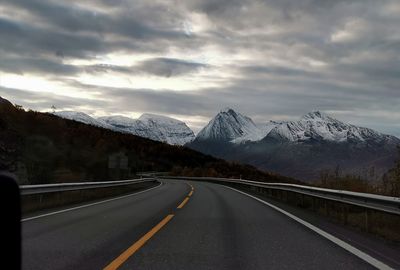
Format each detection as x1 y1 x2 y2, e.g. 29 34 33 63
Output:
0 97 295 185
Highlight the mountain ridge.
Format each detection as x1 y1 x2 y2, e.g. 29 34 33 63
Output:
55 111 195 146
264 110 398 144
188 108 399 182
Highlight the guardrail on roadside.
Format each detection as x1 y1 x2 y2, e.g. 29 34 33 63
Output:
21 178 158 195
21 178 160 213
137 171 169 177
161 176 400 215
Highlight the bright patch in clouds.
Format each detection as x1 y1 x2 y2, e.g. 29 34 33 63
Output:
330 19 366 43
0 74 95 99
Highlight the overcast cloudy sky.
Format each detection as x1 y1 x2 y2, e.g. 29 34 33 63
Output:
0 0 400 135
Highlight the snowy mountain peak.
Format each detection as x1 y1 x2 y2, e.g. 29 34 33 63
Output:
301 111 330 121
137 113 195 145
220 107 236 114
266 111 398 144
195 109 267 143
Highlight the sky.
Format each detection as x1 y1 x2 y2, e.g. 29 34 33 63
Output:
0 0 400 136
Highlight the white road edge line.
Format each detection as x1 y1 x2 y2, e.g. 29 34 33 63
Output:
224 185 393 270
22 181 163 222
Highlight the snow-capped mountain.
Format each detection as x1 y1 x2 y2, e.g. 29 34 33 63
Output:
138 114 195 145
53 111 113 129
54 111 195 145
98 115 154 139
265 111 398 144
195 108 267 143
189 109 399 182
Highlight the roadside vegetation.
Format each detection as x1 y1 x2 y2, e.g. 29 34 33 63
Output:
317 148 400 197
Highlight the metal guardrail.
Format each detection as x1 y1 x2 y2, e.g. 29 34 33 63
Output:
20 178 158 195
137 172 168 177
162 176 400 215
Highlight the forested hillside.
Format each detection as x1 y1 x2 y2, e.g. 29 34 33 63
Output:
0 97 295 185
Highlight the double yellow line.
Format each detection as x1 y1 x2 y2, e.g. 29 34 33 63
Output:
104 183 194 270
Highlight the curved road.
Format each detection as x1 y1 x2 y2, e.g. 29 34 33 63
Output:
23 180 378 270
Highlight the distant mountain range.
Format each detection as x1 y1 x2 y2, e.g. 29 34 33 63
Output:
53 107 399 182
188 108 400 182
0 97 286 184
192 108 399 145
54 111 195 145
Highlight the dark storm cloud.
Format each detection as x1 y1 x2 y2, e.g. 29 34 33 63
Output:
0 55 207 78
241 65 319 78
0 17 107 58
0 55 80 76
0 0 399 136
85 58 208 77
137 58 207 77
3 0 186 40
0 0 197 60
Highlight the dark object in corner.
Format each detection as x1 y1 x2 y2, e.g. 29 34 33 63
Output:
0 173 21 270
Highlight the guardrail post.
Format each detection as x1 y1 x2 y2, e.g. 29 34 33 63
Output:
365 209 369 233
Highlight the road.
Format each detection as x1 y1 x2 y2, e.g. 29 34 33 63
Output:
22 180 381 270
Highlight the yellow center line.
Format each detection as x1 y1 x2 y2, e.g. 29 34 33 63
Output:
104 182 195 269
103 214 174 270
176 182 194 209
177 197 190 209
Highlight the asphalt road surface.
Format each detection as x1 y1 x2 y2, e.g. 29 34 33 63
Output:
22 180 382 270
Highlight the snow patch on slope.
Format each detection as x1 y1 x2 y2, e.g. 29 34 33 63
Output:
54 111 113 129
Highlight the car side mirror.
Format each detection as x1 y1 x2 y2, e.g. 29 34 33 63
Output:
0 173 21 270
